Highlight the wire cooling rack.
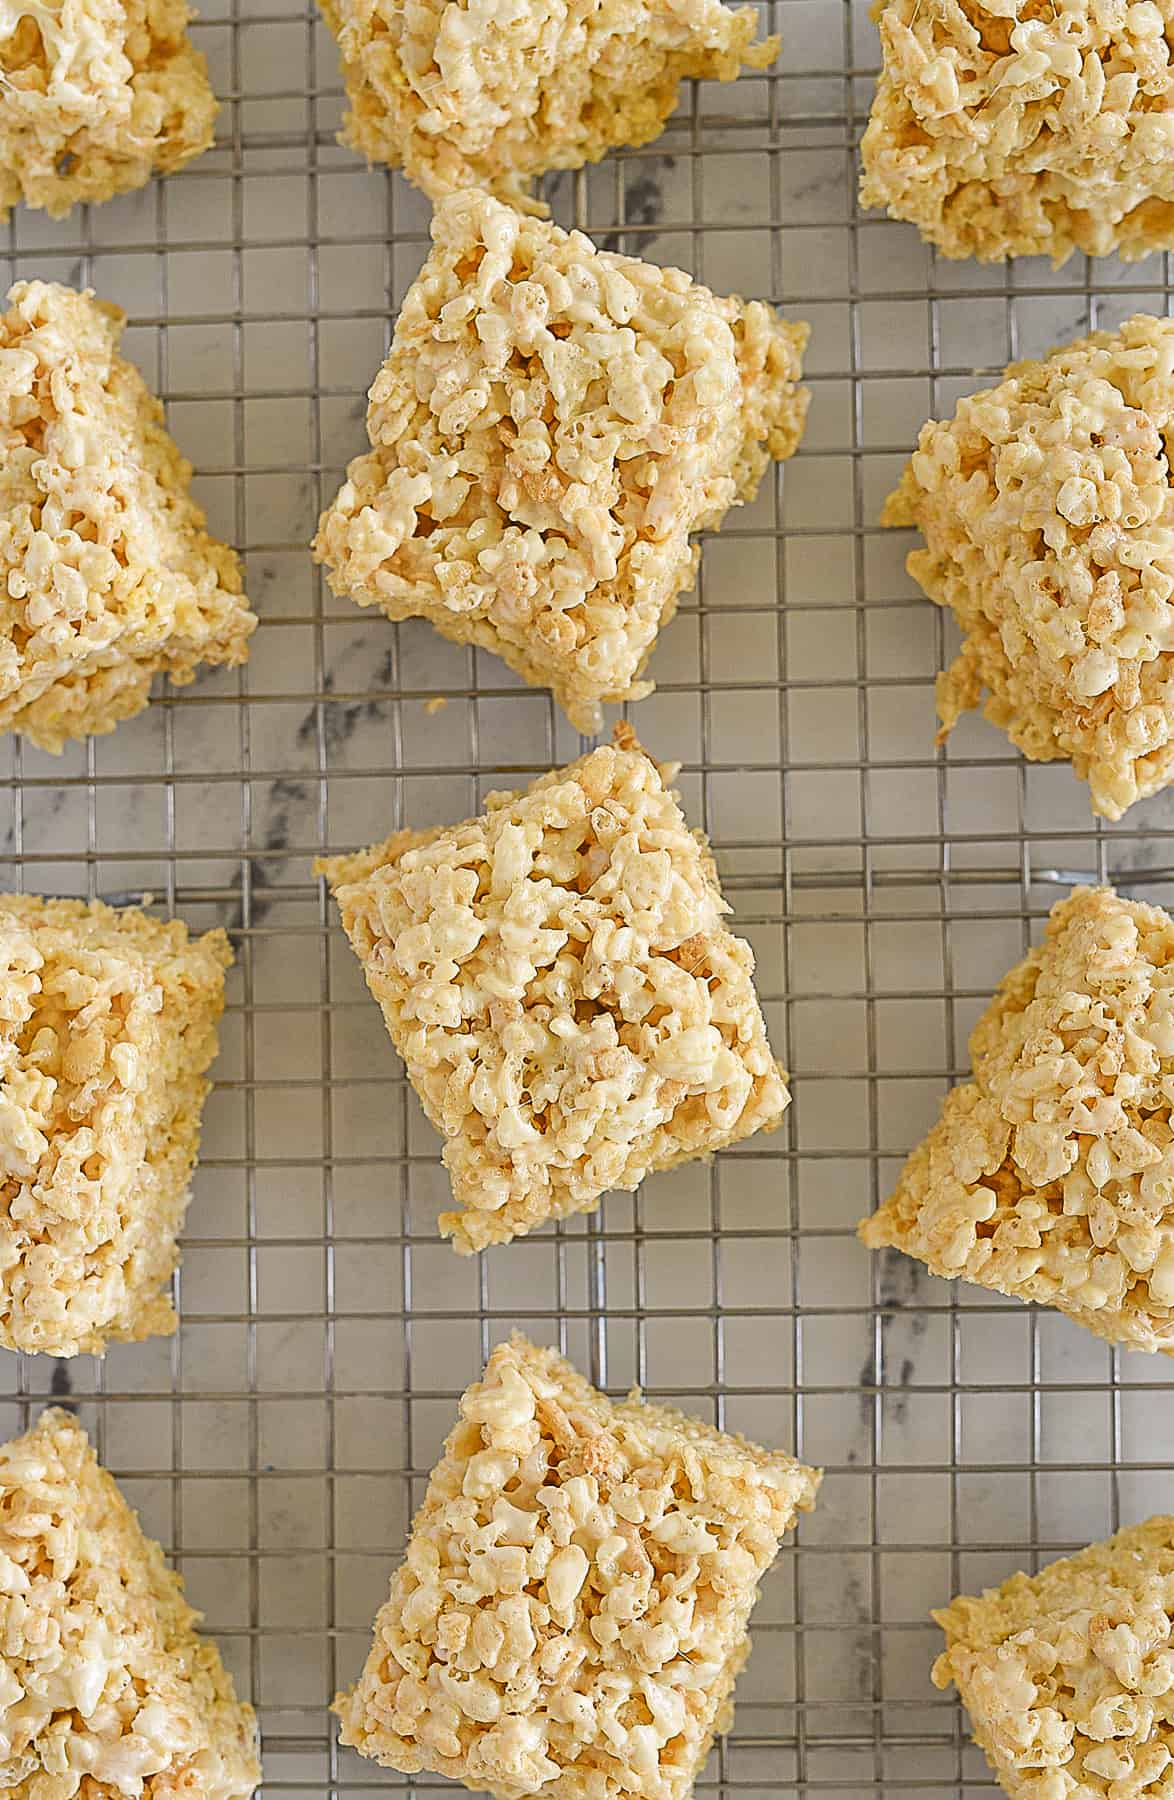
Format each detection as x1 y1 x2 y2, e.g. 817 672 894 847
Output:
6 2 1174 1796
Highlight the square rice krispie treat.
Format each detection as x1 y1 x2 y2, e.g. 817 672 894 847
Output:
320 0 776 208
859 885 1174 1356
860 0 1174 263
317 731 788 1253
336 1334 820 1797
0 893 232 1357
886 314 1174 820
934 1515 1174 1800
0 1407 260 1797
314 190 808 735
0 0 216 219
0 280 256 751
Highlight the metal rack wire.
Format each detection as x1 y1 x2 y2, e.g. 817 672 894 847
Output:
5 0 1174 1795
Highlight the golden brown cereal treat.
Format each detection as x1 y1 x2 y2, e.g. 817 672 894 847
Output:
860 0 1174 264
0 1408 260 1797
0 0 217 219
0 893 232 1357
319 0 777 208
313 191 808 735
859 885 1174 1356
934 1515 1174 1800
316 732 789 1253
886 315 1174 820
336 1334 820 1797
0 281 256 752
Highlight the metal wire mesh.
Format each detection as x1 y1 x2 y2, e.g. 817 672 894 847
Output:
6 1 1174 1794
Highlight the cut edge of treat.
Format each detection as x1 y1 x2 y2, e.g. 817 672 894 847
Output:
932 1514 1174 1658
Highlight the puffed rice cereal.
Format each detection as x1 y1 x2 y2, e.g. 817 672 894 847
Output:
316 729 789 1253
319 0 777 208
0 280 256 751
860 0 1174 263
934 1514 1174 1800
336 1333 820 1800
313 190 808 735
0 892 232 1357
0 1407 260 1798
886 314 1174 820
859 884 1174 1355
0 0 217 219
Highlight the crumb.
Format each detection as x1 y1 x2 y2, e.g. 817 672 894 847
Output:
424 696 448 716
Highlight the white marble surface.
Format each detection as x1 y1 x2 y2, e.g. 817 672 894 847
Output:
3 3 1174 1795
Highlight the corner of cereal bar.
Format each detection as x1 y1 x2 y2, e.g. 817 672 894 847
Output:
933 1515 1174 1800
0 281 256 750
859 884 1174 1354
861 0 1174 263
0 0 216 218
0 1407 260 1796
886 313 1174 819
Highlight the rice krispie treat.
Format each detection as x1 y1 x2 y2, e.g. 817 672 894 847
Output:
0 1408 260 1797
0 280 256 751
0 0 216 219
317 731 788 1253
336 1334 820 1797
934 1515 1174 1800
886 314 1174 820
859 884 1174 1356
860 0 1174 263
320 0 777 208
0 893 232 1357
314 190 808 735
